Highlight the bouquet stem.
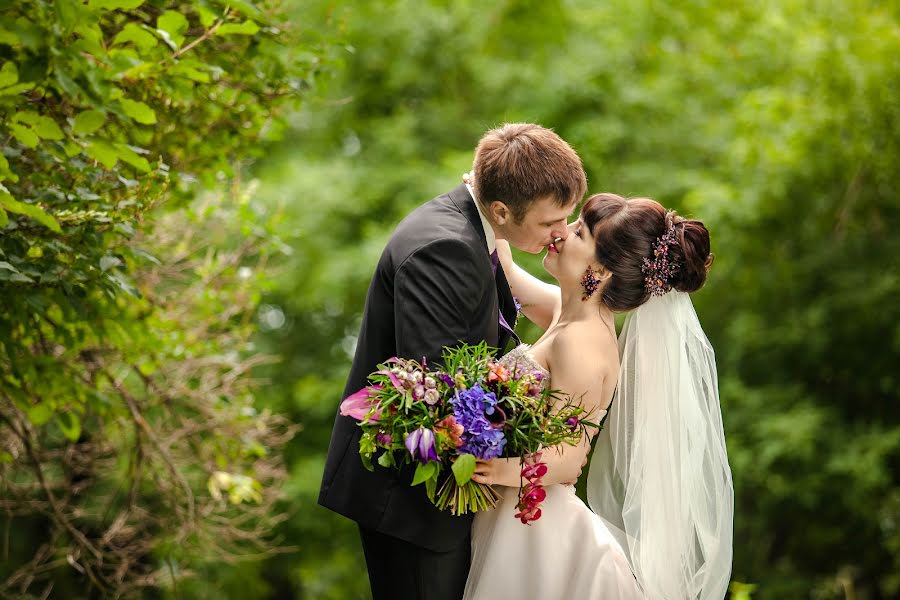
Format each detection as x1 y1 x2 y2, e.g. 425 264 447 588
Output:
435 478 501 516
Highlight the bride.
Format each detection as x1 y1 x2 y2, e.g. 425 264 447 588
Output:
464 192 734 599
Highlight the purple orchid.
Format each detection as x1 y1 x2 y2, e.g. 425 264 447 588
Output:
404 427 439 464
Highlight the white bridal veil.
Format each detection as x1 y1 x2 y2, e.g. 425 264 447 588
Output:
588 291 734 600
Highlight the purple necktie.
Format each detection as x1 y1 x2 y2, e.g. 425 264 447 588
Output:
490 250 518 341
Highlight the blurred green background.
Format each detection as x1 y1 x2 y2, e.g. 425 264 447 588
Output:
2 0 898 598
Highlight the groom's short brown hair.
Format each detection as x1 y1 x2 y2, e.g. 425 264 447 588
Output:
472 123 587 221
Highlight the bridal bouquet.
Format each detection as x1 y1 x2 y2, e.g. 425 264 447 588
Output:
340 343 596 524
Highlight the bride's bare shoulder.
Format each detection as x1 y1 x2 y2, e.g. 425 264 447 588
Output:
548 322 617 375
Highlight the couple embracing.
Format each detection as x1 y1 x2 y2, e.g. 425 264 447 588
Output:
319 124 733 600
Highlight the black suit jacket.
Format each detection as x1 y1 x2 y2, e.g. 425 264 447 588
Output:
318 184 520 552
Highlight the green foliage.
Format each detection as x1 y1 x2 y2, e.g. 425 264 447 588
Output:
251 0 900 598
0 0 328 597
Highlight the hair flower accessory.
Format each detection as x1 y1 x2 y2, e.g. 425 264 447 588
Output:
641 221 681 296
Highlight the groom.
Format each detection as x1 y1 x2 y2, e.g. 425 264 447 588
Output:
318 123 587 599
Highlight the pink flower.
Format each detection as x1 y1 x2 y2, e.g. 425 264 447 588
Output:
435 415 464 449
515 451 548 525
521 462 548 479
376 369 405 392
340 384 383 422
487 363 510 384
565 416 579 431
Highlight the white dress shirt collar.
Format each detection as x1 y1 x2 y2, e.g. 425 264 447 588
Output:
466 183 497 255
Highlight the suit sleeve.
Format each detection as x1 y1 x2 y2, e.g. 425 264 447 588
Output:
394 239 489 367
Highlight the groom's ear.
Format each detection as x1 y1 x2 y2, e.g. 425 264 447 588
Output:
488 200 512 225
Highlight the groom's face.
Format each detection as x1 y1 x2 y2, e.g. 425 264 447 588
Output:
495 196 577 254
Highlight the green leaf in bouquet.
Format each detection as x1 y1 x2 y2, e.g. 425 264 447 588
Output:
412 461 438 486
451 453 476 486
359 432 376 471
377 451 394 468
425 475 437 502
360 452 373 472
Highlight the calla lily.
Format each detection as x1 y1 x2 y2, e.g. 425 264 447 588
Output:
404 427 439 464
340 384 383 422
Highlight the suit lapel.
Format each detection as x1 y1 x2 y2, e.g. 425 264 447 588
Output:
446 184 519 353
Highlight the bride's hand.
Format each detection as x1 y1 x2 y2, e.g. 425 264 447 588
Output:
472 457 521 487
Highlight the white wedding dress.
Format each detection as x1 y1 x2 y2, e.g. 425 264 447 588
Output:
462 345 643 600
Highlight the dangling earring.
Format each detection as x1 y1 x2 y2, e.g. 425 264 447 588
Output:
580 266 601 301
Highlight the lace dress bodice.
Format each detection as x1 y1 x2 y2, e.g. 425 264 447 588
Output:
499 344 550 382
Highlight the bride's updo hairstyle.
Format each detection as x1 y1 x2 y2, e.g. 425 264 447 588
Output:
581 193 712 311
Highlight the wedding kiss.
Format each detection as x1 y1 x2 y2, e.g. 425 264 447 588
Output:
319 123 734 600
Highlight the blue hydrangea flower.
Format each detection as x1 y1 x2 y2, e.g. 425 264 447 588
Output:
452 384 506 459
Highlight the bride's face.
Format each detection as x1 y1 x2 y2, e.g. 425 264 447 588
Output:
542 216 599 284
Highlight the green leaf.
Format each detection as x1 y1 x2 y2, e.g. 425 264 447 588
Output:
0 208 6 227
112 23 158 50
0 83 34 96
0 28 16 47
360 452 373 472
89 0 145 9
0 153 14 183
0 62 17 88
377 451 393 468
157 10 188 47
73 110 106 135
115 143 151 172
221 0 262 18
0 261 17 272
32 116 65 140
425 475 437 501
8 123 39 148
56 412 81 442
84 139 120 168
216 21 261 36
0 186 61 232
451 453 476 486
119 98 157 124
28 403 53 426
197 6 218 28
172 60 211 83
100 255 122 271
412 461 439 486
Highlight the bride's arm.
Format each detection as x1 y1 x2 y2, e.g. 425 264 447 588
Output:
496 239 561 331
472 333 609 487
